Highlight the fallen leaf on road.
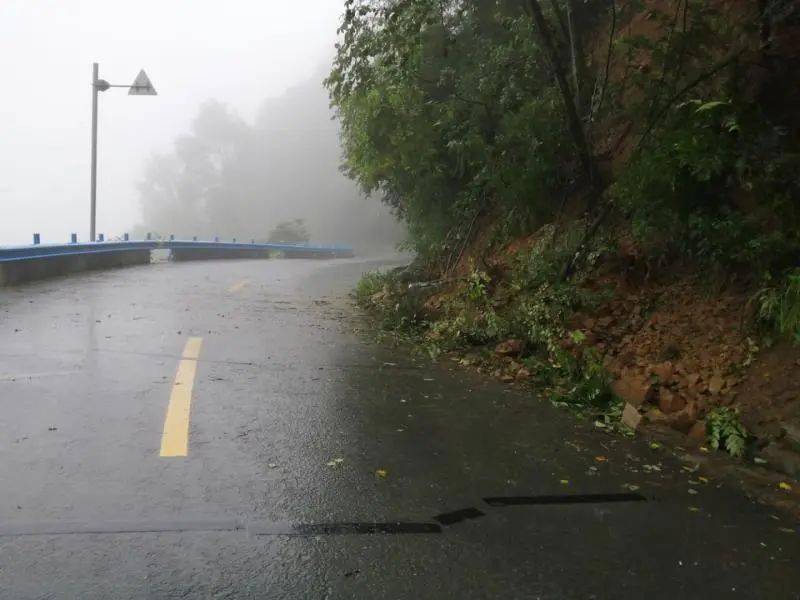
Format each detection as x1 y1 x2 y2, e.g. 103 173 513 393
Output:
649 442 661 450
778 527 795 534
375 469 388 478
560 479 569 485
622 483 640 491
688 488 698 495
688 506 700 512
778 482 792 491
326 458 345 467
594 456 608 463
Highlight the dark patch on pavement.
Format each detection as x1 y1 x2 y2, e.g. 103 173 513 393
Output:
433 507 486 526
483 493 647 507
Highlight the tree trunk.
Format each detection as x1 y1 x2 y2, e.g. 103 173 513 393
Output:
526 0 597 194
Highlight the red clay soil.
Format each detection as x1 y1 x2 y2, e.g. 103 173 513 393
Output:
569 268 800 480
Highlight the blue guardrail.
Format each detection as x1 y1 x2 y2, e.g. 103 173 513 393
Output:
0 238 354 263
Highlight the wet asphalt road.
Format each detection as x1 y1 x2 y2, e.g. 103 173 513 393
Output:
0 256 798 599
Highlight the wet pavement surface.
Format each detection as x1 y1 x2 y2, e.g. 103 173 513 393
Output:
0 257 798 599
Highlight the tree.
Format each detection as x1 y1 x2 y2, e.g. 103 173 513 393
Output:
267 219 310 243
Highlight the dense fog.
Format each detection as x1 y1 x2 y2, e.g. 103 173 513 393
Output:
0 1 403 251
134 70 403 249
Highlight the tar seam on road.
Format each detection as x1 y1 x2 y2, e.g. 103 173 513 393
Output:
0 519 242 537
159 336 203 457
248 522 443 536
483 493 647 506
0 520 441 537
0 495 649 538
433 507 486 526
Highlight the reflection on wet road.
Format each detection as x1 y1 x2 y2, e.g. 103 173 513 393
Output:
0 257 798 599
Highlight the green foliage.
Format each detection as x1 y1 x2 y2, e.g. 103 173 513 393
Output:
706 407 748 458
609 1 800 278
355 270 388 304
344 1 799 428
327 0 573 261
268 219 310 243
550 347 614 409
753 269 800 343
465 267 491 304
613 95 800 276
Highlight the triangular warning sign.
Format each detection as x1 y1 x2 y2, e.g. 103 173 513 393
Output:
128 69 157 95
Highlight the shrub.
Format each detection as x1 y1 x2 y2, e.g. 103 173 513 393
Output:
753 269 800 344
355 271 388 305
707 407 748 458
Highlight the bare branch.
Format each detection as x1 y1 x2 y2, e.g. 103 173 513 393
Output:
592 0 616 123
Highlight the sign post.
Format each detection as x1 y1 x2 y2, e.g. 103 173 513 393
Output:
89 64 157 242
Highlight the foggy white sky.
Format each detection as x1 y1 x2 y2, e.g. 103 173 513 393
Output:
0 0 345 245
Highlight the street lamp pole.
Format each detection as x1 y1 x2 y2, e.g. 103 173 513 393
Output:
89 63 157 242
90 63 100 242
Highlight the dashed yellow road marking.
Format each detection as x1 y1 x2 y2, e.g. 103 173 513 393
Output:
159 337 203 457
227 279 249 293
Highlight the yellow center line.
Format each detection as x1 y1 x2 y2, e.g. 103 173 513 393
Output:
227 279 249 293
159 337 203 457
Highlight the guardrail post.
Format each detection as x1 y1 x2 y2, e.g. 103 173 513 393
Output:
98 233 104 242
251 239 255 244
70 233 77 244
146 232 151 240
192 236 197 241
124 233 129 241
214 236 219 242
232 238 236 243
33 233 40 245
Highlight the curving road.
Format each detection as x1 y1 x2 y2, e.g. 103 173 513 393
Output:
0 257 798 598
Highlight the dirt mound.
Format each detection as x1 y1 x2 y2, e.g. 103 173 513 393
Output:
568 270 800 478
